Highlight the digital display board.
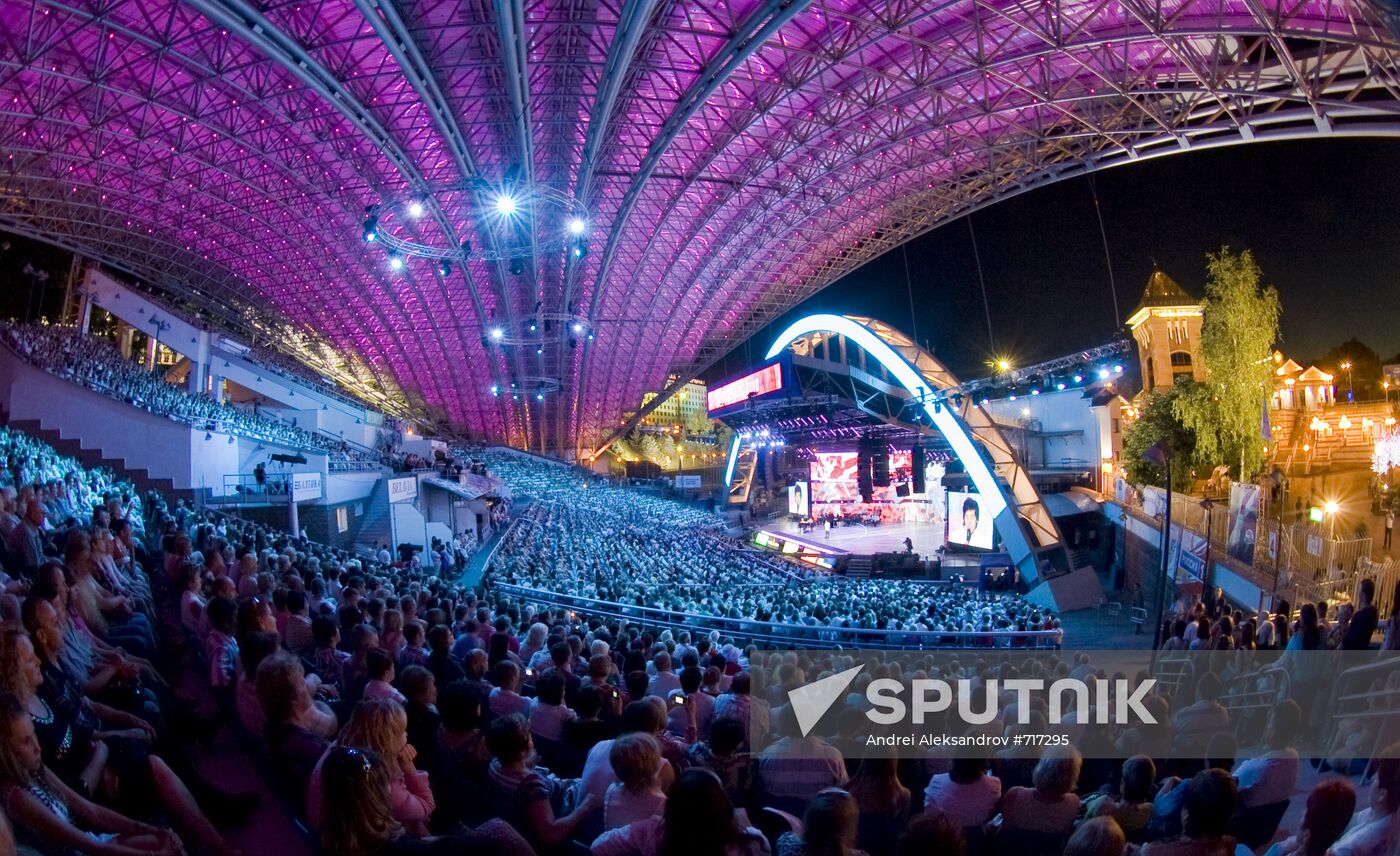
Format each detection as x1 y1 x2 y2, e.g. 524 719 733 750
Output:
707 362 784 413
947 490 994 549
749 530 841 570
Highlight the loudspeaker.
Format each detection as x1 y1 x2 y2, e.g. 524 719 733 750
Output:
895 483 911 498
912 448 926 493
872 447 890 487
858 472 873 502
856 445 871 487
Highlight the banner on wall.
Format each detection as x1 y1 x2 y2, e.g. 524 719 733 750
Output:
291 472 322 502
674 474 702 489
1227 483 1260 565
388 476 418 504
1142 486 1166 518
1176 528 1208 581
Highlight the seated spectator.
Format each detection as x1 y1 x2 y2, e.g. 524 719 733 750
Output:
318 744 532 856
714 673 768 751
484 713 600 850
399 665 439 770
284 590 314 657
490 661 532 721
1233 699 1301 808
581 702 679 811
1330 746 1400 856
777 788 864 856
996 746 1082 840
362 649 406 704
1082 755 1156 839
563 685 619 761
308 698 435 837
1142 768 1246 856
256 652 330 807
667 667 714 742
427 625 467 689
686 717 752 807
591 768 768 856
203 596 239 705
848 756 910 856
1263 779 1356 856
604 732 667 832
1065 817 1126 856
1172 672 1229 755
396 621 430 673
530 673 578 744
647 653 681 699
895 811 963 856
0 693 188 856
923 757 1001 828
757 703 848 816
311 616 350 692
1151 732 1238 841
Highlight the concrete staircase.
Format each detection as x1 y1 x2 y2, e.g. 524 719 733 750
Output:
354 477 393 554
845 555 873 578
1303 401 1395 470
0 403 190 501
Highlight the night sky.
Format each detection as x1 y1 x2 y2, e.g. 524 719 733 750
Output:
709 137 1400 384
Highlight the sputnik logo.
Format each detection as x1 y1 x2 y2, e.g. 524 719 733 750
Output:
787 664 866 737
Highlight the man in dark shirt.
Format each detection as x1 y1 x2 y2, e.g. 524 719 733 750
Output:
5 498 47 576
1342 578 1379 650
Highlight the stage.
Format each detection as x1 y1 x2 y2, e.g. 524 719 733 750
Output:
767 516 946 557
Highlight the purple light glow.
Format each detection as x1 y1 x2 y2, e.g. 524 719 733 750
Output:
0 0 1394 452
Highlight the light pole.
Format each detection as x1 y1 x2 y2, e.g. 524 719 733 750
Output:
1341 361 1354 402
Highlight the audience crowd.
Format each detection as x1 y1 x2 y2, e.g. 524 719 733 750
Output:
0 323 381 470
0 426 1391 856
480 453 1060 647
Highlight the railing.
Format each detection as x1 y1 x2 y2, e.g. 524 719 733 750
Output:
486 582 1063 650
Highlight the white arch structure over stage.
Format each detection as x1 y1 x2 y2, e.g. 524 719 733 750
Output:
763 312 1074 588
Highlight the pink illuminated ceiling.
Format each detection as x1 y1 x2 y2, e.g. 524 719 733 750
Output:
1 0 1398 454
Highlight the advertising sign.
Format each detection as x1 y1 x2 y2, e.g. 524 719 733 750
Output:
291 472 322 502
388 476 418 504
1227 483 1260 565
707 362 784 413
674 474 702 489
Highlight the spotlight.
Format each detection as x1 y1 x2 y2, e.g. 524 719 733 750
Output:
1056 382 1066 391
1097 368 1110 379
494 194 518 216
460 240 472 257
536 392 544 401
490 328 504 340
1031 388 1040 395
567 217 586 235
512 393 520 401
1009 393 1017 401
1073 374 1083 383
529 322 537 332
572 323 584 334
388 254 404 271
407 198 425 218
509 258 525 276
491 385 500 396
1113 364 1123 374
362 216 378 242
438 260 452 278
587 333 594 341
536 346 544 355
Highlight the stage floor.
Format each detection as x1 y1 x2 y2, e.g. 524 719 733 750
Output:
767 516 946 556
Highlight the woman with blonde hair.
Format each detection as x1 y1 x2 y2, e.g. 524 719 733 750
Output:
996 745 1082 843
306 699 435 837
319 745 530 856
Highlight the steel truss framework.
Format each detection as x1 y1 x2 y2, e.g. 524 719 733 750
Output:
1 0 1398 453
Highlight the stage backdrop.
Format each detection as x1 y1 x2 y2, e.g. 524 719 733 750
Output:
808 451 945 526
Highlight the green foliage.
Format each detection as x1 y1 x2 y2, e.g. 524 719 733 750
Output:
1172 248 1281 482
1123 384 1199 491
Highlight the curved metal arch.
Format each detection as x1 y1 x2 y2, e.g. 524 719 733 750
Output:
764 313 1066 581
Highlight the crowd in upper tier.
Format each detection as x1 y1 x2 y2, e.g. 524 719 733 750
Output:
0 424 1392 856
479 453 1059 646
0 323 381 469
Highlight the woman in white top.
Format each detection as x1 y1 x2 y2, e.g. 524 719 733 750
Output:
593 768 767 856
922 757 1002 828
604 733 667 832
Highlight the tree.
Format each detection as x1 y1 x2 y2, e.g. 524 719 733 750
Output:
1124 383 1199 491
1172 248 1281 482
1315 338 1382 401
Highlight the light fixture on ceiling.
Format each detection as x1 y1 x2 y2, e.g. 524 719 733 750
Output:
494 194 518 216
567 217 586 235
407 197 425 218
388 253 404 271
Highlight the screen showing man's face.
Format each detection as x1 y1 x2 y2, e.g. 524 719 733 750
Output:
963 506 978 532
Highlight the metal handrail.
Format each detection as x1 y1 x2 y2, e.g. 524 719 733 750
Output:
486 582 1063 650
